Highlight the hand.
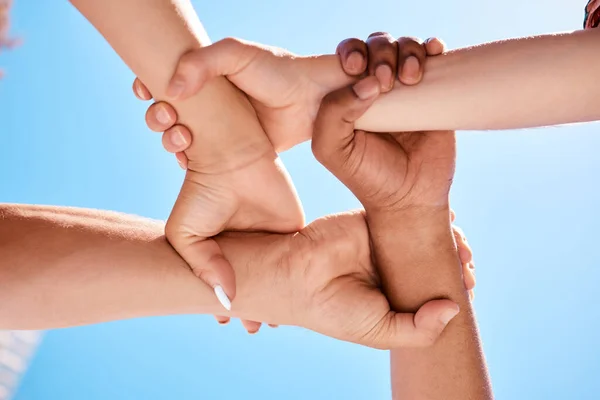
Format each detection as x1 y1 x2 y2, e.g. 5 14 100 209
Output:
220 211 460 349
132 34 446 165
167 87 303 332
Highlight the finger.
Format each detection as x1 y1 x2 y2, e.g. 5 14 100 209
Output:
242 320 262 334
215 315 230 325
424 37 447 55
164 230 236 311
166 37 260 100
335 38 368 76
463 262 476 292
366 32 398 92
312 76 381 176
396 36 427 85
145 102 178 132
377 299 460 349
175 152 189 170
450 209 456 222
162 125 192 153
453 226 473 265
133 78 153 101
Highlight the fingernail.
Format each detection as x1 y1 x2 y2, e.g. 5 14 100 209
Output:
375 64 393 90
156 107 170 125
346 51 364 72
217 319 229 325
214 285 231 311
171 129 186 147
166 77 185 99
401 56 420 83
135 85 145 99
247 330 259 335
439 305 460 325
352 78 380 100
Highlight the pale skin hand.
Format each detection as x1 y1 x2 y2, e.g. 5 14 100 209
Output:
133 33 446 164
311 72 491 398
69 0 304 333
0 204 460 350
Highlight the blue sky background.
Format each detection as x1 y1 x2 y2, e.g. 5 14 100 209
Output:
1 0 599 399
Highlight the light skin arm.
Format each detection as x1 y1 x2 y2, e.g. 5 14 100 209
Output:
0 203 277 329
68 0 267 166
141 29 600 156
356 28 600 132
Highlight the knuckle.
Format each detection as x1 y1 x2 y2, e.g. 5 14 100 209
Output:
219 36 243 49
367 31 394 40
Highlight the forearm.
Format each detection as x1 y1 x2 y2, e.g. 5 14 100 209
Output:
70 0 268 168
0 204 225 329
356 29 600 132
369 210 491 399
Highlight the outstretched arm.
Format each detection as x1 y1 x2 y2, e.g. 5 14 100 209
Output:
0 204 229 329
357 29 600 132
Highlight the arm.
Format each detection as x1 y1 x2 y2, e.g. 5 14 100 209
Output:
0 204 281 329
141 28 600 155
369 212 492 399
310 78 491 398
69 0 303 302
69 0 268 167
356 29 600 132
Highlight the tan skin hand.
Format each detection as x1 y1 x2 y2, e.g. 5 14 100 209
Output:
226 210 461 349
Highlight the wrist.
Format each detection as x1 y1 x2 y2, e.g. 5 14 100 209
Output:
214 232 296 325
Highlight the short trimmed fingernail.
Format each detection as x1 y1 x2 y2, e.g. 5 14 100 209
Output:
214 285 231 311
135 84 145 99
171 129 186 147
156 107 170 125
401 56 420 82
166 77 185 99
346 51 364 72
352 78 380 100
439 305 460 325
217 319 229 325
247 330 259 335
375 64 393 90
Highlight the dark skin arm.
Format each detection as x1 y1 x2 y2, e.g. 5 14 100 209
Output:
310 35 492 398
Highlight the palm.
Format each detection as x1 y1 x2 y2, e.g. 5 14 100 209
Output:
170 156 303 239
345 130 456 210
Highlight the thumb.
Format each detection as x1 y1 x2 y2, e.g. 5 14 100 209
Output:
168 235 237 312
311 76 381 177
166 37 259 100
377 299 460 349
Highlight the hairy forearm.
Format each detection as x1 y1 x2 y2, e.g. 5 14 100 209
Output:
70 0 269 168
369 211 492 399
357 29 600 132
